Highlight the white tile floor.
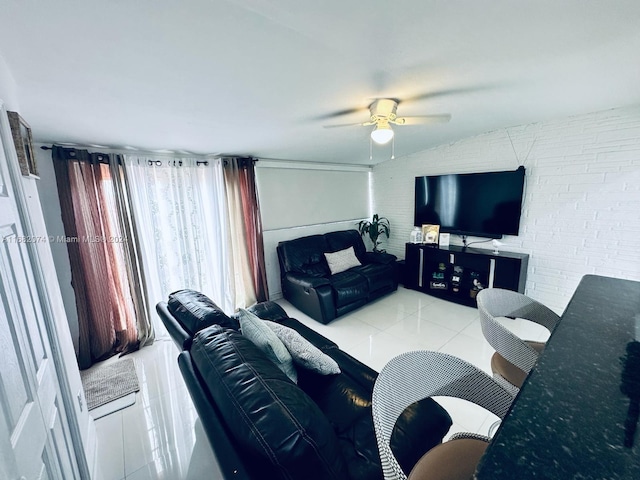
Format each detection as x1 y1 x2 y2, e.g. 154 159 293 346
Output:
93 286 550 480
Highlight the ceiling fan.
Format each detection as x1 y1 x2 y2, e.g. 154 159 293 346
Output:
323 98 451 145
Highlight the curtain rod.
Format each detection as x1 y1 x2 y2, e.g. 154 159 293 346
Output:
40 145 258 163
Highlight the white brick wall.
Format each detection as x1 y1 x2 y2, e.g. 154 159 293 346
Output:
373 106 640 313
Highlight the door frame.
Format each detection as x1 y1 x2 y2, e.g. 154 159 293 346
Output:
0 99 91 478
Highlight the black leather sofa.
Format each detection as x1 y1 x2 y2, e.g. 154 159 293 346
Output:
277 229 399 324
157 289 452 480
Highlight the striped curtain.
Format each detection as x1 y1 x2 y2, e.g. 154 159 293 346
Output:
52 146 153 369
223 157 269 303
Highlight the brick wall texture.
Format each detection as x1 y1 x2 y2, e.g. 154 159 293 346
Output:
372 106 640 313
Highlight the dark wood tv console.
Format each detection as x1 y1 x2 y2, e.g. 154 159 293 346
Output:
404 243 528 307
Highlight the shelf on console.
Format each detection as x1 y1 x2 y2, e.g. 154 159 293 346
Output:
404 243 529 307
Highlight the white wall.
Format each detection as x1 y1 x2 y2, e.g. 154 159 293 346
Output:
373 105 640 313
0 51 19 109
256 161 370 299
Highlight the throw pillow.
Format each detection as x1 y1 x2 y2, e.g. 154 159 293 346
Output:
238 308 298 383
264 321 341 375
324 246 362 275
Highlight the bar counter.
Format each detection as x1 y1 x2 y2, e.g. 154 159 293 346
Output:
475 274 640 479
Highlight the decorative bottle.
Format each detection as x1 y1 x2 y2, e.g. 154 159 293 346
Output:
410 227 422 244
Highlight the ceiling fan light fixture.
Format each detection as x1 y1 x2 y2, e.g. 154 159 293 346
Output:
371 124 394 144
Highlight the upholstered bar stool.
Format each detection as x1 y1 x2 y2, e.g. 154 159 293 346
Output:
372 351 513 480
476 288 560 396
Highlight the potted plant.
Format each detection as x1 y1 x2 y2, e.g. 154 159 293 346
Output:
357 214 390 252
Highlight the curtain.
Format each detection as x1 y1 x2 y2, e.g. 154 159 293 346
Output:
52 146 152 369
123 156 235 326
223 157 268 303
110 160 155 350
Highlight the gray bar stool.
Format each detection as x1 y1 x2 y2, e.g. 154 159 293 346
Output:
476 288 560 396
372 351 513 480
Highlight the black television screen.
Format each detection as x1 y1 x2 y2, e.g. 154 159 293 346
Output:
414 166 525 238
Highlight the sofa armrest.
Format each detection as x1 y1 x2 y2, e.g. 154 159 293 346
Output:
178 351 254 479
156 301 191 350
281 273 336 324
363 251 397 265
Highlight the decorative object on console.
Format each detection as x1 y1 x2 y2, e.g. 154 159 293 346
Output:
438 232 450 248
421 224 440 245
430 262 448 290
7 111 38 176
469 271 485 299
357 213 390 253
451 265 464 293
492 239 504 255
410 227 423 244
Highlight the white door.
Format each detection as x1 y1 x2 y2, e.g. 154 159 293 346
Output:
0 108 78 479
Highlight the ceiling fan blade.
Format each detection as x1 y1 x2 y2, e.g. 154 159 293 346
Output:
401 85 491 104
323 121 375 128
394 114 451 125
314 106 369 121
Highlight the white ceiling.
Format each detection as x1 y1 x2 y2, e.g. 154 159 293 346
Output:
1 0 639 165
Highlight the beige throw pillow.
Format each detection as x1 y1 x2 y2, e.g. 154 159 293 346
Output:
324 246 361 275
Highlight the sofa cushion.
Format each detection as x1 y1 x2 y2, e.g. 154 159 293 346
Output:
264 320 341 375
238 308 297 383
329 270 369 308
325 230 367 259
352 263 395 293
167 289 239 335
191 326 349 480
324 246 362 275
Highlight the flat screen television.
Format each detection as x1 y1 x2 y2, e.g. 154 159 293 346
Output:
414 166 525 239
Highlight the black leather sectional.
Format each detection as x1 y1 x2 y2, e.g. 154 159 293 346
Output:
156 289 452 480
277 229 399 323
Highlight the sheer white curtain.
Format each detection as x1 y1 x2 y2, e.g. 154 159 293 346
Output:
123 156 234 333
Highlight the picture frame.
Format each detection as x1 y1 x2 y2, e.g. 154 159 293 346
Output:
421 224 440 244
7 111 38 177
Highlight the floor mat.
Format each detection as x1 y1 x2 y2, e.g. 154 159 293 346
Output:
80 358 140 413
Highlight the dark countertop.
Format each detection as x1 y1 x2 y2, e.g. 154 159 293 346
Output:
476 274 640 479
